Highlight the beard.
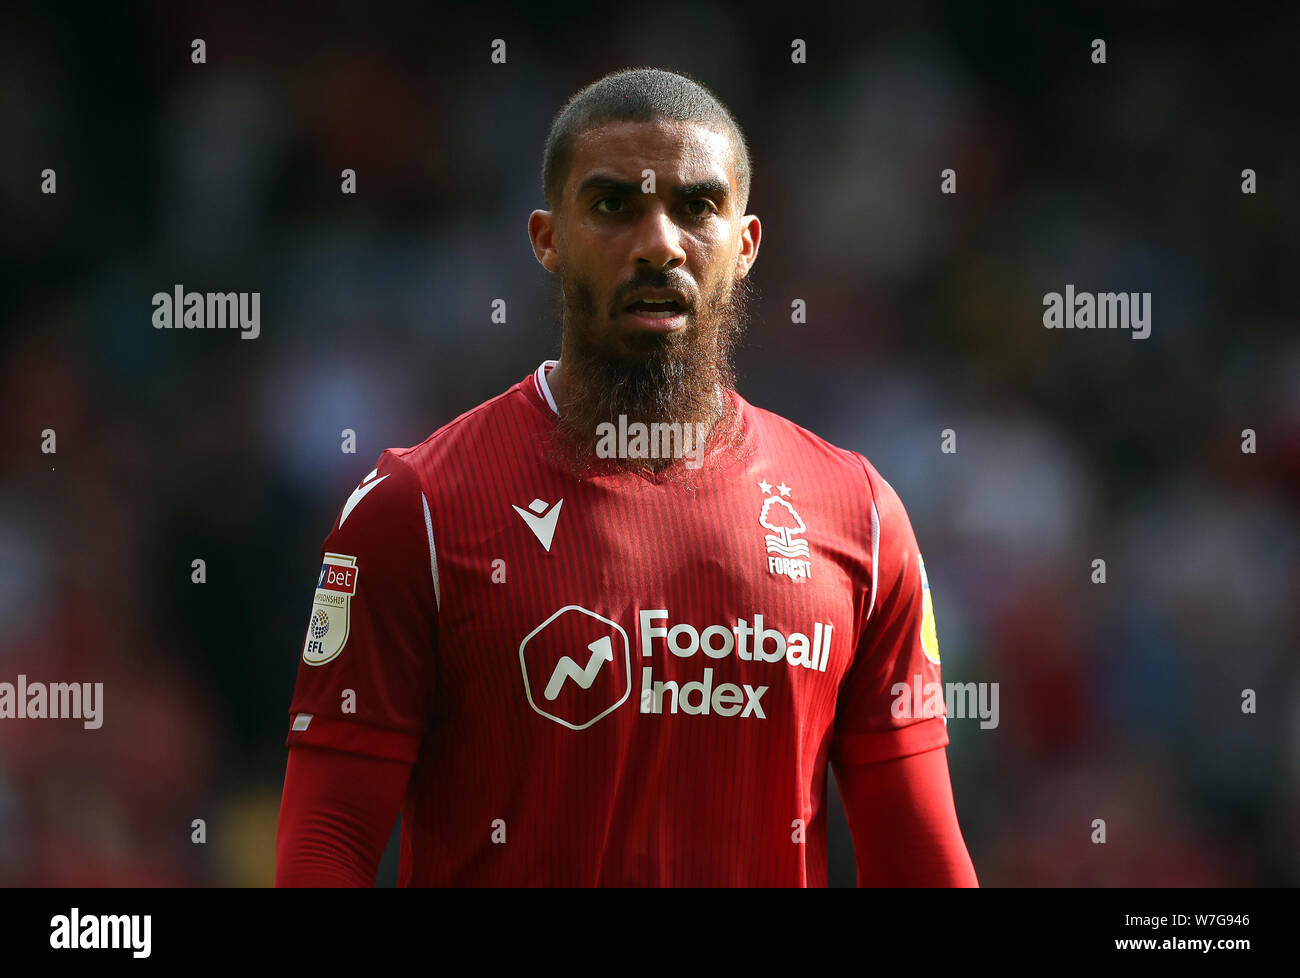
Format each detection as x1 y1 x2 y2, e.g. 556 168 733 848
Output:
545 260 755 485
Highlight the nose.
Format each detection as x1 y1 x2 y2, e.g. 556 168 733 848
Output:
634 207 687 271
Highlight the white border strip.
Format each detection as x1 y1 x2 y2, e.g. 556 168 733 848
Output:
866 500 880 622
421 491 441 611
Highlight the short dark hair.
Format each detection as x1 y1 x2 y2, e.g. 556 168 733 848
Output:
541 67 751 217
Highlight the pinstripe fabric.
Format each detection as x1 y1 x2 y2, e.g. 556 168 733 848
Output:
287 362 947 885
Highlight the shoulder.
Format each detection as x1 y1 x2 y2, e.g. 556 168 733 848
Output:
738 393 890 505
738 393 922 568
365 374 554 510
324 376 538 536
394 379 543 471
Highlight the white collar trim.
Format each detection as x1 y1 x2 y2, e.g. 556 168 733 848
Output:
533 358 727 418
534 359 560 417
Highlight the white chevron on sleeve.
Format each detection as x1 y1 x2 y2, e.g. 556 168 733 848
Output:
339 469 389 527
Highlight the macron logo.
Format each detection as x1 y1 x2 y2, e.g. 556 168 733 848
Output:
512 497 563 552
544 636 614 700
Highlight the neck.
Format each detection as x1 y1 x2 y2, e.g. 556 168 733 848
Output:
543 357 731 475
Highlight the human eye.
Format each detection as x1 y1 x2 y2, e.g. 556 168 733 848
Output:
685 198 716 218
594 196 625 214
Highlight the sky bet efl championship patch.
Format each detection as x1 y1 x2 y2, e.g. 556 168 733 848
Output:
302 553 358 666
919 554 941 664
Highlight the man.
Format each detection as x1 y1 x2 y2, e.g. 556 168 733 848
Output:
276 67 978 886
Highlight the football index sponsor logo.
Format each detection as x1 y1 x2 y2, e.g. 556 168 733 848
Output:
519 604 835 727
302 553 358 665
519 605 631 729
638 610 831 719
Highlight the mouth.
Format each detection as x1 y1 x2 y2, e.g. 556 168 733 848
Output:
621 294 690 332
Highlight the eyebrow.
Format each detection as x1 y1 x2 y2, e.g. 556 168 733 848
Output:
576 173 730 202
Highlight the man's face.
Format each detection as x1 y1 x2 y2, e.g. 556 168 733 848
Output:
528 118 760 472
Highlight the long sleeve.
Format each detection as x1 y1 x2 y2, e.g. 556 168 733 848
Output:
275 745 412 887
829 457 976 885
835 745 978 887
278 448 437 885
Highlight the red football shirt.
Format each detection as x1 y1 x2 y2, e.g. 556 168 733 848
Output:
285 360 949 885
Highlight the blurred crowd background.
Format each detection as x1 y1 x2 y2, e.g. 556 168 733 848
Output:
1 2 1296 886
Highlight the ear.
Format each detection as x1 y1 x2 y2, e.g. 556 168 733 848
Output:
735 213 761 279
529 210 560 273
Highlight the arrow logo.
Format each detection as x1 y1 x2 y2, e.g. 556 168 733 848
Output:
544 635 614 700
